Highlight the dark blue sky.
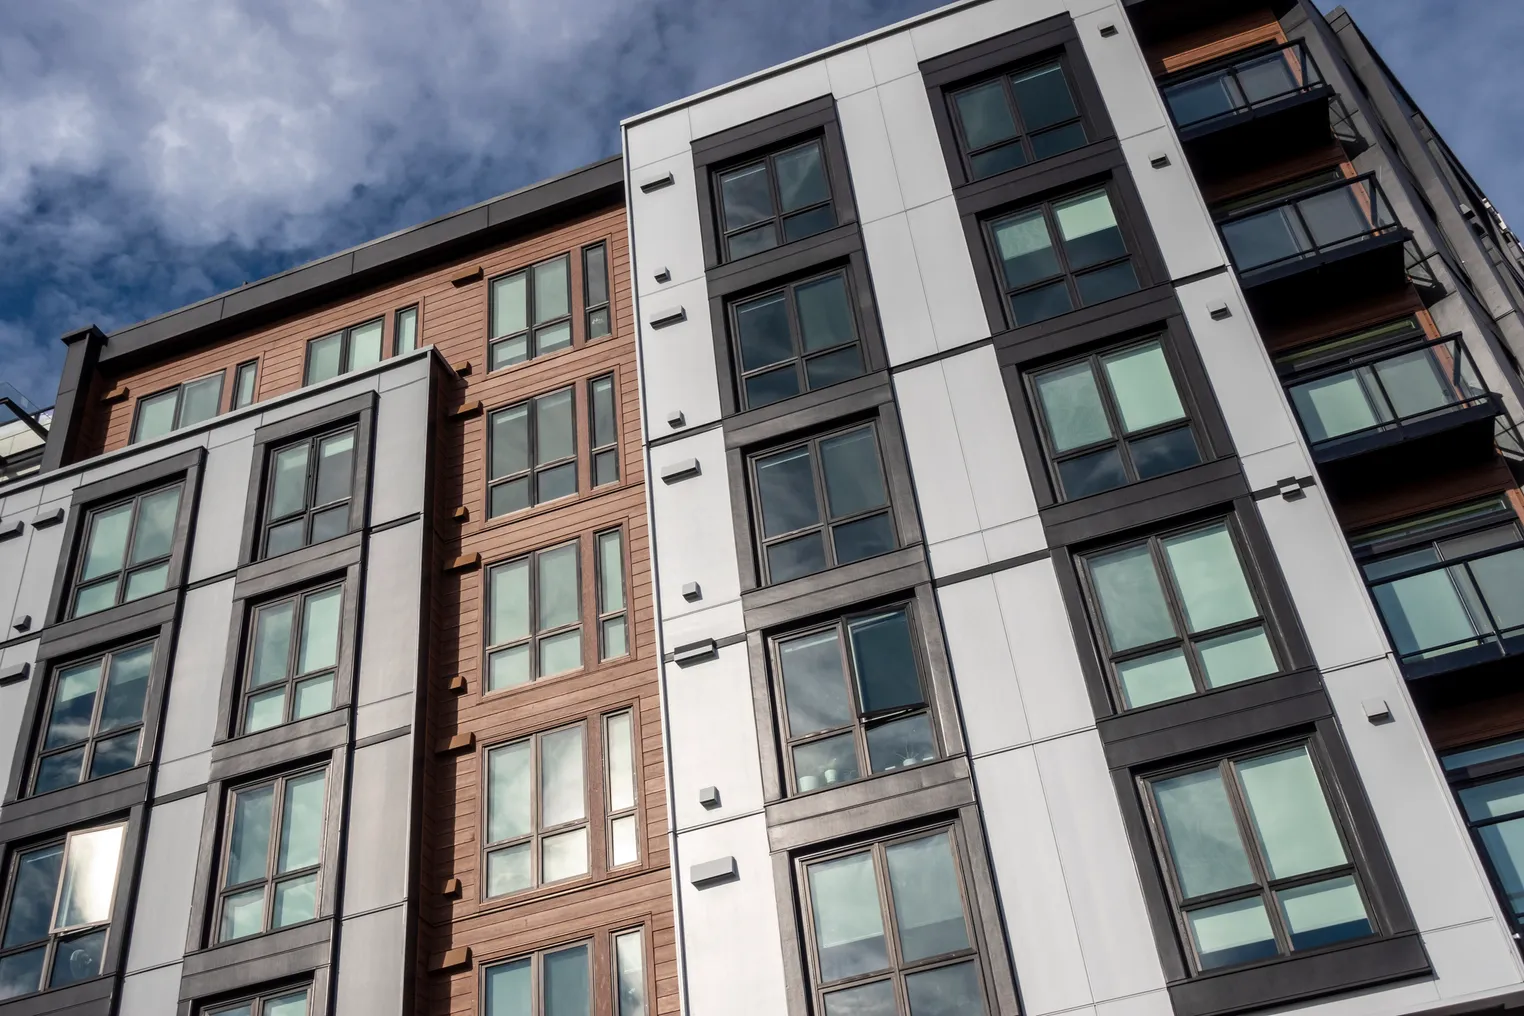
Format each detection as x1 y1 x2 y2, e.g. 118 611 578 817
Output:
1 0 1518 407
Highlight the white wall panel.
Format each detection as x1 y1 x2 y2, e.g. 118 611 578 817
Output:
909 197 991 353
647 429 741 619
994 560 1094 742
689 65 831 140
636 278 724 437
938 575 1031 754
628 151 707 299
836 89 905 225
664 645 766 832
863 214 939 364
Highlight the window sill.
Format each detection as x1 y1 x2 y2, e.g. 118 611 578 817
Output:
482 332 619 380
1166 932 1429 1016
0 972 114 1016
704 222 860 297
471 861 656 915
0 765 149 842
180 918 334 1002
741 545 929 631
476 477 635 538
992 283 1180 368
1038 456 1246 546
951 136 1123 217
38 589 178 655
764 755 973 852
237 530 363 586
477 651 635 703
722 372 892 451
209 709 349 782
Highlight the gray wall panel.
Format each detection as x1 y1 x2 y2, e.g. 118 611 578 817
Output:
119 963 183 1016
369 379 430 527
341 734 413 915
188 435 253 583
160 579 235 765
356 520 423 709
334 906 406 1016
126 794 207 973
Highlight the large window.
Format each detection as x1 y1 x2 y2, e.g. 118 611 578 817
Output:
949 60 1088 180
715 138 836 262
305 319 382 386
773 604 937 795
986 187 1139 327
207 985 311 1016
0 823 125 1000
583 243 611 340
799 828 988 1016
1143 744 1373 972
730 269 864 410
31 641 155 796
68 482 183 619
1441 736 1524 935
750 424 896 584
482 929 647 1016
217 768 328 943
133 372 224 443
240 584 343 734
260 426 357 558
1028 338 1201 499
485 724 589 897
486 541 582 690
489 388 576 518
1080 518 1281 709
490 255 571 371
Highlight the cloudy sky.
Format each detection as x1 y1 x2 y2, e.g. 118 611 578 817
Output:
2 0 1518 406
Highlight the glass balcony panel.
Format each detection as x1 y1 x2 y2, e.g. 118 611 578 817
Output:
1289 371 1389 443
1372 567 1486 658
1299 186 1374 249
1222 207 1309 271
1373 348 1471 418
1164 74 1243 127
1468 548 1524 636
1235 51 1301 104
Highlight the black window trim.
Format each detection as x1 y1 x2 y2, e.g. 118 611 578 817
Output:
131 370 227 444
256 423 361 561
60 478 187 622
197 978 322 1016
487 252 575 372
943 54 1097 185
231 360 260 412
581 241 612 341
302 316 384 387
486 384 580 520
1439 736 1524 940
588 373 620 489
232 581 346 738
482 537 586 693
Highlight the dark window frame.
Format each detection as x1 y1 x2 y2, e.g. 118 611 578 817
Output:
482 538 585 692
487 253 574 372
594 527 629 664
302 317 384 386
478 927 650 1016
1439 736 1524 939
601 708 640 871
487 385 579 519
712 137 837 263
234 582 346 737
131 370 227 444
393 304 420 356
582 242 612 341
62 480 186 621
231 360 259 412
257 423 360 561
727 265 870 413
202 981 317 1016
588 374 620 489
944 55 1095 182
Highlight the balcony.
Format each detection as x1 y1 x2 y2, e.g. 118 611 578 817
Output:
1163 41 1332 143
1219 174 1410 291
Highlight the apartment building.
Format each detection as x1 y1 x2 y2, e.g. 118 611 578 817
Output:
0 158 673 1016
623 3 1524 1016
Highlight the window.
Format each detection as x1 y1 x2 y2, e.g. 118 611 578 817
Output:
1441 737 1524 935
589 377 619 488
482 932 648 1016
486 542 581 690
583 244 611 340
1081 518 1280 709
485 724 588 897
232 361 259 411
240 585 342 734
987 187 1139 327
800 828 988 1016
133 372 225 443
613 929 647 1016
604 711 638 868
305 319 382 385
206 985 311 1016
490 255 571 370
751 424 896 584
0 823 125 1000
394 305 419 355
489 388 576 518
949 60 1088 180
261 426 356 558
730 269 864 410
217 768 328 943
715 138 835 261
774 605 937 795
69 482 183 618
1028 338 1201 499
31 641 155 795
1143 744 1373 971
595 529 628 662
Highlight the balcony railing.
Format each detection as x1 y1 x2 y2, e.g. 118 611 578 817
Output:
1367 540 1524 675
1219 173 1402 279
1286 333 1494 458
1162 41 1327 135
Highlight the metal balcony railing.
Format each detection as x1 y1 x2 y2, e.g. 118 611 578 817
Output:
1285 333 1492 454
1162 41 1327 134
1219 173 1402 277
1367 540 1524 670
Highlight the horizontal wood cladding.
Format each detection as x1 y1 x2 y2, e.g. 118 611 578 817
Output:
1423 688 1524 751
1199 143 1349 207
1255 285 1426 354
1144 8 1286 76
1332 456 1516 533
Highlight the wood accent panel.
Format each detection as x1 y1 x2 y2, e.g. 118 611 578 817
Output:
1333 457 1516 533
1258 286 1426 355
1145 8 1286 76
1424 687 1524 752
1199 144 1349 207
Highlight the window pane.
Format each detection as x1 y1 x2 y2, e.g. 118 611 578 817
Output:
1011 63 1078 131
277 772 327 873
602 617 628 660
779 629 853 736
992 209 1059 289
584 243 609 306
794 732 859 791
615 930 646 1016
491 335 529 371
130 487 180 565
728 222 779 259
490 559 530 646
1075 261 1138 306
1030 121 1088 160
756 446 820 537
1035 361 1112 453
954 80 1017 150
1188 896 1277 970
736 292 793 372
485 957 531 1016
492 273 528 338
307 505 346 545
233 362 258 410
35 750 84 794
784 204 836 242
535 392 575 470
970 143 1028 180
805 346 865 391
491 405 530 483
244 688 286 734
597 530 625 613
98 644 151 732
1236 747 1347 879
611 815 638 867
720 162 775 230
1129 427 1199 480
606 711 636 812
0 947 45 1001
395 308 418 354
1055 190 1125 270
298 588 342 674
349 320 382 370
824 981 896 1016
123 562 169 602
265 520 305 560
591 377 617 448
489 646 530 690
273 873 317 928
56 825 124 928
81 503 132 581
1057 447 1128 499
2 845 62 948
745 366 801 408
292 674 334 720
768 532 828 582
534 256 570 324
1101 342 1184 434
314 431 354 507
134 390 179 442
1117 648 1195 708
1461 774 1524 821
251 601 295 688
220 887 265 941
1152 767 1255 898
809 851 889 981
487 843 531 897
796 275 854 353
542 827 589 882
886 833 970 962
266 992 309 1016
488 740 531 842
541 726 586 827
820 427 887 520
1478 817 1524 919
1162 524 1257 633
537 544 580 631
775 142 830 213
50 927 106 987
306 333 343 384
848 610 921 713
1197 628 1277 687
544 943 591 1016
44 661 103 750
537 462 577 504
867 713 937 773
832 513 896 565
179 374 223 427
1278 875 1371 950
270 443 310 519
72 580 118 618
1088 544 1177 651
905 961 985 1016
1010 280 1074 325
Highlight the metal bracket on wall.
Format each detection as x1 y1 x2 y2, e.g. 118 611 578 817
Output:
649 307 687 329
0 520 22 542
0 662 29 687
31 508 64 528
451 267 484 287
660 458 701 483
1208 301 1233 320
12 615 31 633
431 947 472 972
1250 476 1316 502
690 856 738 888
639 172 675 193
436 732 476 756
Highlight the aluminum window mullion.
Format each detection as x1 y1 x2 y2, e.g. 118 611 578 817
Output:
808 437 839 569
1085 351 1142 483
1146 537 1211 696
836 618 874 779
1223 758 1295 956
782 278 811 394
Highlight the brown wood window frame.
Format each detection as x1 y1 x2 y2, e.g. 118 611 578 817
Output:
582 242 612 341
478 925 652 1016
487 386 579 520
64 480 185 621
131 370 227 444
488 253 573 372
481 721 594 901
231 360 259 411
302 317 384 386
483 539 585 692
